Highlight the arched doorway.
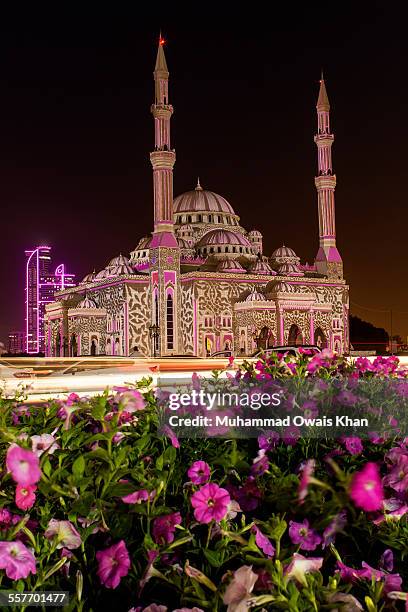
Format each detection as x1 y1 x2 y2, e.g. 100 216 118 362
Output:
70 334 78 357
258 326 274 350
239 330 246 355
288 324 303 346
314 327 327 349
90 336 98 356
55 331 61 357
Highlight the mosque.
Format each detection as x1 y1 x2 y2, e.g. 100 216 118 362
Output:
44 39 349 358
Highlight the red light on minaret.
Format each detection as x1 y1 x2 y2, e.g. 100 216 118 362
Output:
159 36 165 46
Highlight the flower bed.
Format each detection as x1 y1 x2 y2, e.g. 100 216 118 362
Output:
0 351 408 611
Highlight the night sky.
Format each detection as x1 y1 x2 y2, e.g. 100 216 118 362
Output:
0 2 406 344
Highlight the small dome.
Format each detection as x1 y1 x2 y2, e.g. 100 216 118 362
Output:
197 229 251 248
109 262 134 276
271 245 297 259
174 180 236 215
248 229 263 238
217 259 246 274
77 296 98 309
108 254 131 267
245 289 266 301
134 236 152 250
95 268 109 280
250 259 276 276
266 280 293 295
81 271 96 283
276 262 304 277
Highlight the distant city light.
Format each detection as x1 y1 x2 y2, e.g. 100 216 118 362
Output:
25 246 75 354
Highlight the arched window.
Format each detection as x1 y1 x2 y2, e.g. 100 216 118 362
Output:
288 324 303 346
166 294 174 350
258 326 274 349
314 327 327 349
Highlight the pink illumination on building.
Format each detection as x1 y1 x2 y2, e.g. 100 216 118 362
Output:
25 246 75 354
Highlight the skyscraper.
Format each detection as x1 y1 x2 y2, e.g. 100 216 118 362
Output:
8 331 25 354
25 246 75 354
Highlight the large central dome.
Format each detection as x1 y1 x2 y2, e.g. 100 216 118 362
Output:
173 179 236 215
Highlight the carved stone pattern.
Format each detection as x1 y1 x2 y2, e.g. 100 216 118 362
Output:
181 283 194 354
283 310 311 343
126 284 150 356
69 316 107 355
313 311 333 335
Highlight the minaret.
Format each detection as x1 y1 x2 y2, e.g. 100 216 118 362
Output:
150 35 178 247
314 76 343 278
148 36 181 356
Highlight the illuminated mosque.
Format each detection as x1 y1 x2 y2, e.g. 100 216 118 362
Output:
44 39 349 357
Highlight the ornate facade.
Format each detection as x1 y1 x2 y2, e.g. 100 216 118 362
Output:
45 41 349 358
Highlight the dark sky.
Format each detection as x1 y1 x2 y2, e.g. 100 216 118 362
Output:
0 2 407 343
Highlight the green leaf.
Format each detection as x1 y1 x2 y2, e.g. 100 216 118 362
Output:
203 549 223 568
72 455 86 480
70 492 94 516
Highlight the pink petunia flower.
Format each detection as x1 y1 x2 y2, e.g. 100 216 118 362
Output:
252 525 275 558
152 512 182 545
284 553 323 585
187 461 211 485
0 540 36 579
30 434 59 457
96 540 130 589
341 436 363 456
250 449 269 477
191 483 230 524
383 455 408 492
349 462 384 512
44 519 81 550
15 484 37 510
298 459 316 503
373 497 408 524
162 426 180 449
288 519 322 551
223 565 258 611
6 445 42 486
121 489 155 504
258 431 279 451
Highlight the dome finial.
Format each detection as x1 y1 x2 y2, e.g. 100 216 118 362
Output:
196 177 202 191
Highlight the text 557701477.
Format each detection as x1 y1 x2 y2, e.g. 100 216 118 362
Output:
0 592 69 607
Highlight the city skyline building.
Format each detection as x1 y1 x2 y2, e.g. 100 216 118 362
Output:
25 246 75 354
45 39 349 357
8 331 25 354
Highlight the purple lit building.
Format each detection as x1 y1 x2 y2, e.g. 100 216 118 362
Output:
25 246 75 354
45 40 349 358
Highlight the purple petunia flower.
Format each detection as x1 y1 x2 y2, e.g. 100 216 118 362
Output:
288 519 322 551
252 525 275 558
152 512 182 545
322 510 347 548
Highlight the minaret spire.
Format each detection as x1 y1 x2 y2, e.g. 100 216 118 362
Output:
314 75 342 278
148 36 181 357
149 34 177 246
